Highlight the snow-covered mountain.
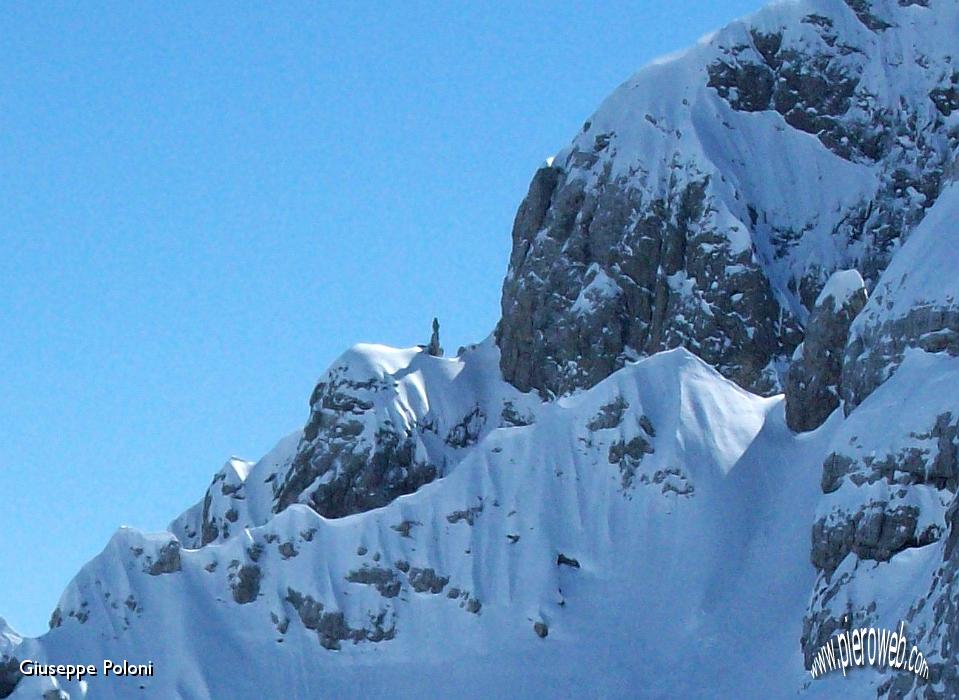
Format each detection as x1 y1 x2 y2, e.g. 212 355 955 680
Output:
3 1 958 698
498 0 957 399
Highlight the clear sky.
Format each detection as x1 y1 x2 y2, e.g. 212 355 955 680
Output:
0 0 768 636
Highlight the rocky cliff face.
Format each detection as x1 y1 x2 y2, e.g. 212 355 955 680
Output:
178 0 959 545
497 0 958 399
497 160 795 397
272 356 440 520
802 181 959 698
170 339 538 549
841 181 959 412
785 269 867 432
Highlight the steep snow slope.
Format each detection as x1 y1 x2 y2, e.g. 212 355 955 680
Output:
7 349 835 699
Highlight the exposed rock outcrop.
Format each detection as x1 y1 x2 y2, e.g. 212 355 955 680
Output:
802 183 959 694
497 165 796 398
842 184 959 411
274 357 437 519
285 588 395 650
785 269 867 432
0 657 20 700
0 620 21 700
144 540 182 576
231 564 262 605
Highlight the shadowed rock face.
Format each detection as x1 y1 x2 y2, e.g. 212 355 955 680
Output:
702 14 953 288
785 271 867 432
843 305 959 412
0 657 21 699
231 564 262 605
801 407 957 671
494 5 959 694
145 541 182 576
285 588 395 650
273 365 437 520
891 500 959 696
497 165 796 398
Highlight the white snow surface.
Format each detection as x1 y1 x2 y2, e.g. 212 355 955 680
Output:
8 346 838 699
0 618 20 656
815 269 865 311
852 181 959 333
169 336 538 546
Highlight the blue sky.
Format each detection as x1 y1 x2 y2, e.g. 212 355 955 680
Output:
0 0 767 636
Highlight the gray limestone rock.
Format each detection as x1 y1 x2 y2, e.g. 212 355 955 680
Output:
586 396 629 431
497 167 796 399
0 657 21 699
232 565 262 605
496 0 955 403
608 434 655 490
500 400 534 428
144 540 182 576
407 568 449 595
803 402 959 680
346 566 401 598
446 502 484 526
285 588 395 650
274 364 437 520
785 270 867 432
391 520 420 539
810 502 929 576
843 306 959 411
445 407 486 448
